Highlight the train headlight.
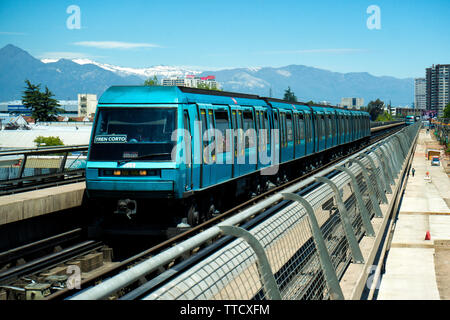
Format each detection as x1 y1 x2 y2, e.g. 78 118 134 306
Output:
139 170 147 176
113 170 121 176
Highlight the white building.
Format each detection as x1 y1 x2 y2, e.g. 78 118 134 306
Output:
414 78 426 110
78 94 97 118
340 97 364 110
162 75 220 90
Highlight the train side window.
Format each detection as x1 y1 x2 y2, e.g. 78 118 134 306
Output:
238 112 244 153
255 111 260 131
322 115 326 140
207 111 216 158
286 112 293 142
183 111 191 165
201 110 209 162
316 114 321 142
232 111 238 156
293 113 298 144
281 113 287 146
215 110 230 153
344 116 347 136
298 113 304 141
304 113 310 143
263 111 270 145
243 111 255 148
294 113 299 144
273 111 278 129
317 115 322 140
331 114 336 139
348 116 351 135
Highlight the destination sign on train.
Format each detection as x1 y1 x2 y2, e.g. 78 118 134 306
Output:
94 135 127 143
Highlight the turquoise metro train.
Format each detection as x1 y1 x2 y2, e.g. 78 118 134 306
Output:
85 86 371 227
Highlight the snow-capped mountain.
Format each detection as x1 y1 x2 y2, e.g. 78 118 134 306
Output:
42 58 203 80
1 44 414 105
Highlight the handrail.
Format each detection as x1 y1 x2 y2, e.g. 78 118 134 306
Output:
0 145 88 157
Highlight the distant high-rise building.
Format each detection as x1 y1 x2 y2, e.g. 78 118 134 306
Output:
340 97 364 110
414 78 426 110
426 64 450 117
78 94 97 118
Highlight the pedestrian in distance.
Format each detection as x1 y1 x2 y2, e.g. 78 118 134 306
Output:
412 167 415 177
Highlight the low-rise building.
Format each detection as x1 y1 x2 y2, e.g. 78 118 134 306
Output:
162 75 220 89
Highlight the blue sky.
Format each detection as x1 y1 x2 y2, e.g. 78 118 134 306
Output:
0 0 449 78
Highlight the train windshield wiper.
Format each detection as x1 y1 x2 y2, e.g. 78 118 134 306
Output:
117 153 172 166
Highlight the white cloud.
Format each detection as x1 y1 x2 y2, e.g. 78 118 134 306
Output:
73 41 161 49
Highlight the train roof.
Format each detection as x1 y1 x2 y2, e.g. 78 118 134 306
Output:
98 86 267 107
98 86 369 116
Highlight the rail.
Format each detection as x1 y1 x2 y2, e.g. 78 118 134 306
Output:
71 122 420 300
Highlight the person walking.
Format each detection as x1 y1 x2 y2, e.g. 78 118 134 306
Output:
412 167 415 177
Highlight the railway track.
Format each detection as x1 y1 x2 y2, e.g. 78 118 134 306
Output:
47 122 405 300
0 228 110 300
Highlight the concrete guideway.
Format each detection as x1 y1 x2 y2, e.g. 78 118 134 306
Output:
377 129 450 300
0 182 85 226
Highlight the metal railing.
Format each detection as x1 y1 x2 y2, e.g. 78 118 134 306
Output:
370 120 404 128
71 123 420 300
0 145 89 193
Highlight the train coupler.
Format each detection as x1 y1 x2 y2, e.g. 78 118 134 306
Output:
114 199 137 219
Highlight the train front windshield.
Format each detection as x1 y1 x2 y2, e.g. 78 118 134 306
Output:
89 107 177 161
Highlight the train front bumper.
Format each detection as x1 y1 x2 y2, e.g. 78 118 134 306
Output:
86 179 175 199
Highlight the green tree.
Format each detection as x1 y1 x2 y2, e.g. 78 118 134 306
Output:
443 102 450 118
367 99 385 121
34 136 64 147
196 82 221 91
144 75 159 86
305 100 315 106
376 111 393 122
283 87 297 102
22 80 62 122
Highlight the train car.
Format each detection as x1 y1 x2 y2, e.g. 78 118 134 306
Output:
405 115 415 125
86 86 371 227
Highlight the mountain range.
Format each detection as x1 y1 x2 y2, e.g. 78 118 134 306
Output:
0 44 414 105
